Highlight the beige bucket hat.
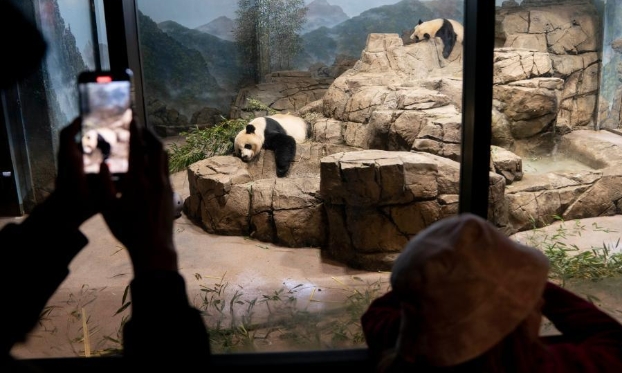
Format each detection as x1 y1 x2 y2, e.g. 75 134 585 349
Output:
390 213 550 366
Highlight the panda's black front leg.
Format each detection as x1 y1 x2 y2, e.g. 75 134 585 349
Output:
437 21 457 59
268 133 297 177
97 133 112 160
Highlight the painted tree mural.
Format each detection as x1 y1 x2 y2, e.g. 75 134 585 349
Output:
234 0 307 82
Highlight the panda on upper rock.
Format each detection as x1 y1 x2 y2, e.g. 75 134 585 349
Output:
410 18 464 59
233 113 308 178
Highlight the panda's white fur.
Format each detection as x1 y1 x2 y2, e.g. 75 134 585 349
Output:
82 127 117 156
410 18 464 59
233 113 308 177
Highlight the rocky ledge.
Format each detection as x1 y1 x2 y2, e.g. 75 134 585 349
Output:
183 130 622 272
184 1 622 271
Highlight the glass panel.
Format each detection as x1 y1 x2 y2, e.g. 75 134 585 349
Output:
493 0 622 338
134 0 466 354
36 0 94 142
5 0 111 359
7 0 622 364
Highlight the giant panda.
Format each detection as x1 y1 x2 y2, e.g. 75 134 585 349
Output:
82 127 117 160
233 113 308 177
410 18 464 59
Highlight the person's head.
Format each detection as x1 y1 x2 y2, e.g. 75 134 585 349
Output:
389 213 550 371
0 1 47 89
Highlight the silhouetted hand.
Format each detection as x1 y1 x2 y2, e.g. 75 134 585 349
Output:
27 117 104 230
100 120 178 275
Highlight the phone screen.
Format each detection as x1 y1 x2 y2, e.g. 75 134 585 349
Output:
78 71 133 177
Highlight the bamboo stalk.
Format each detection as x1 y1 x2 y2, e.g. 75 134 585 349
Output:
81 307 91 357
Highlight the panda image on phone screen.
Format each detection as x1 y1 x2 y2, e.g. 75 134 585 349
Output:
78 71 133 178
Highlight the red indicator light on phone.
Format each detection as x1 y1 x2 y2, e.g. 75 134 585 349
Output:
96 76 112 83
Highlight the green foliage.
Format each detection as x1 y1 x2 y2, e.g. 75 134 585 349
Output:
167 98 277 173
193 272 389 353
36 284 128 357
327 277 386 345
246 97 278 114
523 215 622 287
266 0 307 71
167 117 247 173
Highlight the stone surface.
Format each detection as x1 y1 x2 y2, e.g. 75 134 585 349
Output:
320 150 505 270
496 2 602 132
184 4 622 270
491 145 524 184
185 143 357 248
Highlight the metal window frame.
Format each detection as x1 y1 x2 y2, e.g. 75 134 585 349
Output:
103 0 147 129
458 0 495 218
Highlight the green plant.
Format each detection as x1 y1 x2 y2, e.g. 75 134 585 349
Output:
166 98 279 173
522 215 622 286
35 284 124 357
94 284 131 357
325 276 386 345
34 270 389 356
192 272 389 353
246 97 278 115
167 117 247 173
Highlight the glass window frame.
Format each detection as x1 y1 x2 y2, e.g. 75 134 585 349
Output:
21 0 496 369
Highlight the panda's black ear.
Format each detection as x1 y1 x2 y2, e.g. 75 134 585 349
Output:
246 124 256 134
418 19 423 25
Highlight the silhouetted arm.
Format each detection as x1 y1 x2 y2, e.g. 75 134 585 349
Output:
0 198 88 360
539 281 622 372
100 122 211 368
2 118 103 363
361 290 402 360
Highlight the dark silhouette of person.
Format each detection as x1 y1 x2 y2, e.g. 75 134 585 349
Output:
361 213 622 373
1 2 210 371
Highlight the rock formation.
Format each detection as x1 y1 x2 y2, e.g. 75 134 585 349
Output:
184 2 622 271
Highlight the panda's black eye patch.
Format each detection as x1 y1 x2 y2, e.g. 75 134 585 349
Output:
424 33 430 39
244 144 252 150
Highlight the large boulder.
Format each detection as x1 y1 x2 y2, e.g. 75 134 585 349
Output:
184 143 355 248
320 150 506 270
229 70 336 119
496 1 602 131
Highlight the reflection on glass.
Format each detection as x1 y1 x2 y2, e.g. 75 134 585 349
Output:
136 0 467 354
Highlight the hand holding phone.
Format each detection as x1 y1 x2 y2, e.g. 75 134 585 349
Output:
78 69 133 180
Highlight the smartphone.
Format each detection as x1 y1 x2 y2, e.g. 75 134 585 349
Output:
78 69 133 180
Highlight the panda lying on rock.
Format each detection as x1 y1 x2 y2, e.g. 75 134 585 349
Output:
233 113 308 177
82 127 117 161
410 18 464 59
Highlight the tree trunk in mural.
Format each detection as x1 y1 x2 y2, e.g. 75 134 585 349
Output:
235 0 307 83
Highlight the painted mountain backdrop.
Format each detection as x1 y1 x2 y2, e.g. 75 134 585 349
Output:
195 0 350 39
195 15 236 41
301 0 350 34
140 0 463 116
